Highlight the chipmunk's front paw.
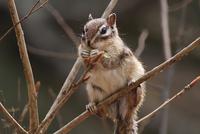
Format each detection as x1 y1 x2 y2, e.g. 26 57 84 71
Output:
90 49 99 57
128 79 141 88
80 50 90 58
86 102 97 114
128 79 136 87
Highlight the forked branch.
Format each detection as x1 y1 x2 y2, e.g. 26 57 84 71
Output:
7 0 39 132
0 0 48 42
0 103 28 134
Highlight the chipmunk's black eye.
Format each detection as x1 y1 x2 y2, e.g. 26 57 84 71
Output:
82 28 88 35
100 26 107 35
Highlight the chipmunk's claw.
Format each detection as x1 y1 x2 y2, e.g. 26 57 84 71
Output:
81 50 90 58
86 102 97 114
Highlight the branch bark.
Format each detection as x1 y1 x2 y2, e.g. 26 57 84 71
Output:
0 103 28 134
137 75 200 124
35 0 119 133
7 0 39 132
53 37 200 134
0 0 48 42
101 0 118 18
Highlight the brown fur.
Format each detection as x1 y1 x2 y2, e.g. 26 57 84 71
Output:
79 13 145 134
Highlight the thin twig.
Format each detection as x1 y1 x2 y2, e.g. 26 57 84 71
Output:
18 104 29 125
46 4 79 48
53 38 200 134
18 82 40 125
7 0 39 132
135 29 149 57
0 0 48 42
35 58 82 134
36 58 95 134
160 0 173 133
137 76 200 124
101 0 118 18
138 115 154 134
0 103 28 134
35 0 119 133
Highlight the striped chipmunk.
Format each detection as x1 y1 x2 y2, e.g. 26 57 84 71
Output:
78 13 145 134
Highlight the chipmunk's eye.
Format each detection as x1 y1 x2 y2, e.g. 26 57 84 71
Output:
82 28 88 35
100 26 107 35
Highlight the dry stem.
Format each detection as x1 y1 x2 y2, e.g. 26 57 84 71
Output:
137 75 200 124
0 103 28 134
101 0 118 18
7 0 39 132
53 38 200 134
18 82 40 125
0 0 48 42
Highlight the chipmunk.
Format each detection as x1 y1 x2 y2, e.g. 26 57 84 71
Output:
78 13 145 134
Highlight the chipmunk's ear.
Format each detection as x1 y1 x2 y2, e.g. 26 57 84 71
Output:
107 13 116 27
88 13 93 21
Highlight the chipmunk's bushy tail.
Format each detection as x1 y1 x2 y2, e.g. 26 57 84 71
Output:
114 118 138 134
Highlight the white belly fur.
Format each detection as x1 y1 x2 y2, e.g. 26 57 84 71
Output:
89 67 126 96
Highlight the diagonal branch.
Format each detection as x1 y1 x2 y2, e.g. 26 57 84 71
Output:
35 0 119 133
137 75 200 124
7 0 39 132
0 0 48 42
0 103 28 134
101 0 118 18
53 37 200 134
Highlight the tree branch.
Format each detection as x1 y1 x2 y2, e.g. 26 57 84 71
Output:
101 0 118 18
35 0 119 133
53 37 200 134
18 81 40 125
0 103 28 134
0 0 48 42
7 0 39 132
137 75 200 124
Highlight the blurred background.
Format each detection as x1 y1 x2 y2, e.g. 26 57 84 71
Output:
0 0 200 133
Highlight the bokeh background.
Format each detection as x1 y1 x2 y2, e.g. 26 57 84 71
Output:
0 0 200 133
